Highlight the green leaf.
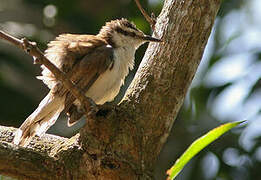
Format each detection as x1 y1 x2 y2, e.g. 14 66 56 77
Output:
166 121 245 180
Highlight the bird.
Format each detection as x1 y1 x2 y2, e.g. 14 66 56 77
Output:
13 18 161 147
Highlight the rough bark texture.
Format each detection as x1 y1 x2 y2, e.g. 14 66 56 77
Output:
0 0 221 179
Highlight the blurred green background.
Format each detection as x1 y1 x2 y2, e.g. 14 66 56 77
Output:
0 0 261 179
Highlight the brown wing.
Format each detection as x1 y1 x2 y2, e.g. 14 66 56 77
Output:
39 34 113 126
64 44 114 126
39 34 108 89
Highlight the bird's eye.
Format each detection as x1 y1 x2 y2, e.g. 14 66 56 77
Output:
115 27 138 38
115 27 127 36
124 21 138 32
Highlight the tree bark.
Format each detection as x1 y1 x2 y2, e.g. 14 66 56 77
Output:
0 0 221 179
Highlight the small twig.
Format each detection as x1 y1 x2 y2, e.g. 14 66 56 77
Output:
0 30 23 47
0 30 98 114
134 0 156 30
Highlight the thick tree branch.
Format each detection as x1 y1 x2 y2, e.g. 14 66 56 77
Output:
0 126 82 180
122 0 221 172
0 0 221 179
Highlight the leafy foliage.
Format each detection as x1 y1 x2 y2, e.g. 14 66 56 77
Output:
167 121 244 180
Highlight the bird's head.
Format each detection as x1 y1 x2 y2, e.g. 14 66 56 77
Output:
98 18 161 49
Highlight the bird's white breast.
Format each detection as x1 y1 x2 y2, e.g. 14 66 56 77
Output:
85 46 136 104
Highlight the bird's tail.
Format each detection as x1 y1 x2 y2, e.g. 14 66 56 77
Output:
13 92 65 147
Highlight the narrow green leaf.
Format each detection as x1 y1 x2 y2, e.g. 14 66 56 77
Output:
166 121 245 180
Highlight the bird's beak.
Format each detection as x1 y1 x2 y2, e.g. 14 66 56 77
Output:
143 35 162 42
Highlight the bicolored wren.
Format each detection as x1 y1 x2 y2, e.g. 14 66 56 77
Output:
13 18 161 146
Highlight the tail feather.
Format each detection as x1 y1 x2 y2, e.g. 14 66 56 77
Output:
13 92 65 147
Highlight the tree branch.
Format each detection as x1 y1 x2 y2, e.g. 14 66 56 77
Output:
0 126 81 180
122 0 221 172
134 0 156 30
